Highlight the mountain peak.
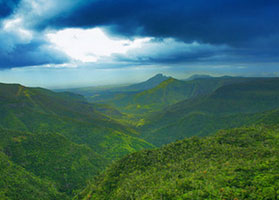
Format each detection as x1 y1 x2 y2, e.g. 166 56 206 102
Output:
143 73 171 86
125 73 170 91
154 73 164 77
148 73 169 80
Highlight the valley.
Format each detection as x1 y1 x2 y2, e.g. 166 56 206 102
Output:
1 74 279 199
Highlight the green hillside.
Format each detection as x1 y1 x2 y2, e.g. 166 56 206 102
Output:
0 128 106 197
2 77 279 199
0 83 153 160
87 76 259 114
76 125 279 200
142 78 279 146
122 73 170 92
59 73 169 101
0 83 154 198
0 151 66 200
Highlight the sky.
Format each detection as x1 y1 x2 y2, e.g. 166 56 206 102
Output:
0 0 279 88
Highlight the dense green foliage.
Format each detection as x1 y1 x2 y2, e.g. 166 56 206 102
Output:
77 125 279 200
0 128 106 196
0 151 66 200
2 76 279 199
0 83 153 198
141 78 279 146
0 83 153 160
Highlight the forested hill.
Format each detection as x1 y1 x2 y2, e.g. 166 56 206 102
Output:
0 83 154 199
0 128 105 198
58 73 169 99
0 149 67 200
86 76 257 114
141 78 279 146
76 125 279 200
0 82 153 160
2 76 279 199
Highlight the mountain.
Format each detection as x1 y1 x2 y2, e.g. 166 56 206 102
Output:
89 76 259 114
0 83 153 160
76 125 279 200
58 73 170 100
0 83 154 197
123 73 170 91
141 78 279 146
159 77 279 115
3 77 279 199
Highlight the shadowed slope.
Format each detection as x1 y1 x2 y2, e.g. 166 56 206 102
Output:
76 125 279 200
0 83 154 160
89 76 254 114
142 78 279 146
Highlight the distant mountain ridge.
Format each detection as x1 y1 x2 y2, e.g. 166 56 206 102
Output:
124 73 170 91
58 73 170 99
141 77 279 146
89 76 259 114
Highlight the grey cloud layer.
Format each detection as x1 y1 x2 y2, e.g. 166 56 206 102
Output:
44 0 279 46
0 0 279 70
0 0 71 68
0 0 20 18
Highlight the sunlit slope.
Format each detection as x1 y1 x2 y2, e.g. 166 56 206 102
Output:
120 73 170 92
142 78 279 146
90 76 254 114
0 83 154 160
60 73 169 100
0 128 106 197
76 125 279 200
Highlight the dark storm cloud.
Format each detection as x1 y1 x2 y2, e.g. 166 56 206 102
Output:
0 0 20 19
0 38 69 69
0 0 70 69
1 0 279 70
110 39 230 65
44 0 279 46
